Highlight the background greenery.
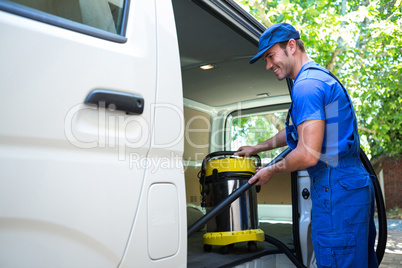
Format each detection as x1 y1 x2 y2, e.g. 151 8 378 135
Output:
232 112 287 161
235 0 401 160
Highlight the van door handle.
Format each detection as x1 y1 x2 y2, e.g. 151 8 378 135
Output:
84 89 144 115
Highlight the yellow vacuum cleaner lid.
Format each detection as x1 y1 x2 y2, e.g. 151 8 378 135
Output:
205 157 256 177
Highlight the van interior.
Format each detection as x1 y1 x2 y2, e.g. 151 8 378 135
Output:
172 0 294 266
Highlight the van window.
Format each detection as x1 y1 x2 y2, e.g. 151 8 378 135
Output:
8 0 126 34
230 110 287 164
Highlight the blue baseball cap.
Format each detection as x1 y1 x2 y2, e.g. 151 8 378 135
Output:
250 23 300 64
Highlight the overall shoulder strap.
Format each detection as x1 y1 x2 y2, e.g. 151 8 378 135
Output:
303 66 360 150
302 65 356 108
303 66 347 94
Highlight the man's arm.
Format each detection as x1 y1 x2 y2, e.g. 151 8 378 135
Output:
249 119 325 185
234 128 287 156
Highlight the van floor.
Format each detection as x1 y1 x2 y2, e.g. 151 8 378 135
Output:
187 222 294 268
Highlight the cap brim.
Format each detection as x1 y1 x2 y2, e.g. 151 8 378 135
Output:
249 46 270 64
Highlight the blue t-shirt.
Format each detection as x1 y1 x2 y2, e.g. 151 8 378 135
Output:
290 61 355 161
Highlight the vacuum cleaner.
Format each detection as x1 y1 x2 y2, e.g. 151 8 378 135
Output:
188 147 387 268
198 151 263 254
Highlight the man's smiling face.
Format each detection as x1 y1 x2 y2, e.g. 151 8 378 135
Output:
262 43 293 81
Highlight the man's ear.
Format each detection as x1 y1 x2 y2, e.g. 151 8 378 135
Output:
288 39 297 55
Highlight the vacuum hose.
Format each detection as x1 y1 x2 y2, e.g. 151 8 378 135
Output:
187 148 291 238
360 149 387 264
187 147 387 267
264 234 306 268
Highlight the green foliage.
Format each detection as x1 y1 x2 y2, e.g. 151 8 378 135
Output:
232 116 275 144
231 112 286 161
386 206 402 219
236 0 402 159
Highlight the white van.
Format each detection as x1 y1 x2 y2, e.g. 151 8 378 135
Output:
0 0 386 267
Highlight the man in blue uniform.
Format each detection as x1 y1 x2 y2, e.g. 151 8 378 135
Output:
235 23 378 267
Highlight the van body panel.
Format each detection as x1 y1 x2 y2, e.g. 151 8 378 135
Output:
0 0 158 266
118 0 187 266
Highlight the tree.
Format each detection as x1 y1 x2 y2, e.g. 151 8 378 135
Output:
235 0 401 159
232 112 287 160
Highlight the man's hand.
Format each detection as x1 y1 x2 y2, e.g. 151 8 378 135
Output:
248 166 275 186
234 130 286 157
234 146 258 156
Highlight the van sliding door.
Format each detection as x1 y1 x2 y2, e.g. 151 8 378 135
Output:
0 1 157 267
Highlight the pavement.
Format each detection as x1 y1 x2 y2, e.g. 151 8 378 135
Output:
377 219 402 268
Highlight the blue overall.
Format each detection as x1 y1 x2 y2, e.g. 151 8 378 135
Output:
285 64 378 267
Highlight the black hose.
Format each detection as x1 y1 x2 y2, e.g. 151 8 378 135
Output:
187 147 291 238
264 149 387 267
261 149 306 268
264 147 292 168
360 149 387 264
187 178 255 237
264 234 306 268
